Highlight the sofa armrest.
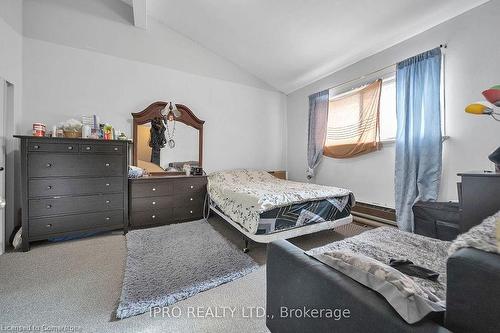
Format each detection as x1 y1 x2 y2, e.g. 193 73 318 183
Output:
446 248 500 333
266 239 449 333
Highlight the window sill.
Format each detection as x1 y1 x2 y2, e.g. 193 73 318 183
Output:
381 136 450 145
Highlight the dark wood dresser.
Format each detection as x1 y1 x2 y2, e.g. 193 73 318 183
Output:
458 171 500 232
129 175 207 228
15 136 129 251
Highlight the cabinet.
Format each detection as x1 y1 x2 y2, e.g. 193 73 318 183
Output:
458 171 500 232
15 136 129 251
129 175 207 228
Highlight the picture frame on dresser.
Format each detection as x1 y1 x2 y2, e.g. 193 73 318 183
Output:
128 101 207 229
14 136 130 252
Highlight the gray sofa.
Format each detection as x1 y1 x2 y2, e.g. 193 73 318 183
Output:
266 239 500 333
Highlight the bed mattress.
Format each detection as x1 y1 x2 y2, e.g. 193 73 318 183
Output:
208 169 355 235
256 195 353 234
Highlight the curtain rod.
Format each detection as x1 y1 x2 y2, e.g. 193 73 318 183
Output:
324 44 447 93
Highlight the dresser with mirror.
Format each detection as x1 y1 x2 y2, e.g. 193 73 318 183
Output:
129 101 207 229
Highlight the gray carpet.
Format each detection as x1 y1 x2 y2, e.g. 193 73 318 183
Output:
117 220 258 319
0 216 369 333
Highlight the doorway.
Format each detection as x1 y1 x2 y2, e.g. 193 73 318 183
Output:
0 78 6 254
0 78 15 255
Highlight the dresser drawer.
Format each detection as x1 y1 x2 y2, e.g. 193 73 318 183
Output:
29 177 123 197
28 142 79 153
130 196 176 212
130 209 173 228
29 193 123 217
173 205 204 220
130 181 173 198
80 143 124 154
29 154 123 178
171 177 207 193
172 192 205 207
29 210 124 238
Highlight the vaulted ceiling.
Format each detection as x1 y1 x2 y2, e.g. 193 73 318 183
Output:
129 0 489 93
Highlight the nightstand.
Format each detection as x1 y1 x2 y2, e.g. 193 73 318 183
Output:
458 171 500 232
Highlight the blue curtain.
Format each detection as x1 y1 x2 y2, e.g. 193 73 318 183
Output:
395 48 442 231
307 90 329 179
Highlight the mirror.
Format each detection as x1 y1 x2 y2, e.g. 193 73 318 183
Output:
136 122 199 172
132 102 204 175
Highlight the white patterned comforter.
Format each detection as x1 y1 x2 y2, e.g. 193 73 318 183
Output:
208 169 354 234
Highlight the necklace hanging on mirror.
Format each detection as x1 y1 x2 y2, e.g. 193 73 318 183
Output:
162 102 178 149
165 115 176 149
167 138 175 148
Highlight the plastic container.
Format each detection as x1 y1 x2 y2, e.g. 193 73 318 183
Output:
32 123 46 137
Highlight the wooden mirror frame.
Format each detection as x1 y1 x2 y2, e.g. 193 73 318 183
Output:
132 101 204 174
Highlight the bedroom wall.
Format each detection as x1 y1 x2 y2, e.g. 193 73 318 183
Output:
286 0 500 208
21 0 287 173
0 0 23 253
22 0 273 91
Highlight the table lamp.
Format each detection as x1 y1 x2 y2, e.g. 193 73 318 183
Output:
465 85 500 172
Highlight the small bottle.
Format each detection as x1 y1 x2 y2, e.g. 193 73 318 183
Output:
82 125 91 138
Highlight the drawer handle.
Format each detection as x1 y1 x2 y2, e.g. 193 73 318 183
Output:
105 217 111 221
46 223 52 228
105 200 111 204
152 215 156 219
152 201 156 205
190 185 194 189
113 147 119 151
33 145 40 149
190 198 193 201
152 188 156 191
105 183 110 187
85 146 91 150
67 146 73 150
46 163 52 168
105 163 110 167
46 204 52 209
47 185 52 190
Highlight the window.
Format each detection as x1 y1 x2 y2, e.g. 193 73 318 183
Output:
379 75 396 141
326 62 446 155
366 73 446 141
324 80 382 158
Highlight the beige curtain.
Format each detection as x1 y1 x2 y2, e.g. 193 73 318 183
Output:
323 79 382 158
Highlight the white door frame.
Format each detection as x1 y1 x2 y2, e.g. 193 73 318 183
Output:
0 78 15 255
0 79 6 255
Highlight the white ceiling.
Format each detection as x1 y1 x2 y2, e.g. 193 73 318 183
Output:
136 0 489 93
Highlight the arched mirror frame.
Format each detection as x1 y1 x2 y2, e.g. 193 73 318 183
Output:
132 101 204 174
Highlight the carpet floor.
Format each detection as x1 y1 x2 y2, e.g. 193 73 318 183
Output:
0 216 368 333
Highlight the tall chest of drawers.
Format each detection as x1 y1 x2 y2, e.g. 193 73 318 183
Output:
15 136 129 251
129 175 207 228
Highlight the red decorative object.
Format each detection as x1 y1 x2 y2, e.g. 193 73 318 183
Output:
482 88 500 106
32 123 46 137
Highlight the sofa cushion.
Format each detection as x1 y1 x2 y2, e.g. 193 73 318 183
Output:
309 250 445 324
307 227 449 299
448 211 499 255
306 227 450 323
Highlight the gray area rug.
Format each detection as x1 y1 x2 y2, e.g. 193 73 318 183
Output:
116 220 258 319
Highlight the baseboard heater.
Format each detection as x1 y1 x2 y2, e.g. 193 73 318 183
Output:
351 202 397 227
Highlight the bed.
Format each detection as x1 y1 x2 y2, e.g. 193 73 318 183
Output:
207 169 355 250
